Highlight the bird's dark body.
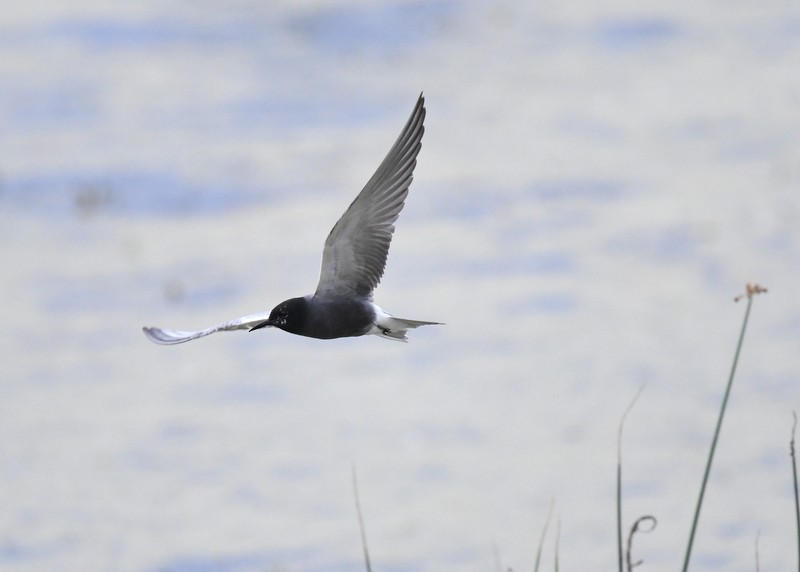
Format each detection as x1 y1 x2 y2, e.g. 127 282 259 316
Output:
255 296 375 340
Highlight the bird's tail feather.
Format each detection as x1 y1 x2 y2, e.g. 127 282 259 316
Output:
375 317 442 342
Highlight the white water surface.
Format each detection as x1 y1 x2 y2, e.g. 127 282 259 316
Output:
1 2 799 570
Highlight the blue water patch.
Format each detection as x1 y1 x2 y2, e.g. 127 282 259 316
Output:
153 550 312 572
531 179 627 202
291 1 456 56
45 17 240 49
1 79 99 130
429 189 509 221
647 226 697 259
0 540 38 564
552 115 625 142
41 270 240 316
715 133 784 163
750 371 800 396
503 292 578 315
693 553 731 569
0 538 68 566
528 293 578 314
223 94 390 133
50 19 179 48
755 447 787 470
151 551 375 572
716 521 749 540
270 463 317 482
217 382 287 404
621 478 664 497
591 17 682 51
159 422 203 441
606 225 700 263
1 171 271 218
465 250 577 276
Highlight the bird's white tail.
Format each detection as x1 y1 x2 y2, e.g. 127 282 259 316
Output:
373 315 442 342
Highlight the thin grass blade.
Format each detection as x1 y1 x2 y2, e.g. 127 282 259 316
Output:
681 284 765 571
533 500 555 572
791 412 799 572
617 386 645 572
352 465 372 572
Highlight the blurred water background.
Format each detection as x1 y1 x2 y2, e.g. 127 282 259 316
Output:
2 1 800 571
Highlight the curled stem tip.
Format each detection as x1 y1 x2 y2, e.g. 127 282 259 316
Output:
626 516 657 571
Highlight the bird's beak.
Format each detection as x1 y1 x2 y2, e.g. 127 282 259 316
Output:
249 319 274 332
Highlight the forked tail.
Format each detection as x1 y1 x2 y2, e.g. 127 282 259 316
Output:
375 316 442 342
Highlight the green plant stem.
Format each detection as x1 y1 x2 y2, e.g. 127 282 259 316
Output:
534 500 554 572
554 517 560 572
617 386 645 572
352 465 372 572
616 459 623 572
681 294 754 572
791 412 799 572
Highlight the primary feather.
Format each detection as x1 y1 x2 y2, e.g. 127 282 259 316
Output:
315 94 426 299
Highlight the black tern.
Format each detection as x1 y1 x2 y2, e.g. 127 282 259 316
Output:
143 94 440 344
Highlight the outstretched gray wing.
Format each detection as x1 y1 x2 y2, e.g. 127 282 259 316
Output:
315 94 426 299
143 312 271 345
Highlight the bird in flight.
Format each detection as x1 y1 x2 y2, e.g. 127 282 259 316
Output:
143 94 439 344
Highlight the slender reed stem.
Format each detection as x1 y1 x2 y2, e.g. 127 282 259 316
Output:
554 517 561 572
617 386 645 572
791 412 799 572
681 284 765 571
533 499 554 572
352 464 372 572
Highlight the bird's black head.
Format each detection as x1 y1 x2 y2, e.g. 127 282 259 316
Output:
251 297 309 335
